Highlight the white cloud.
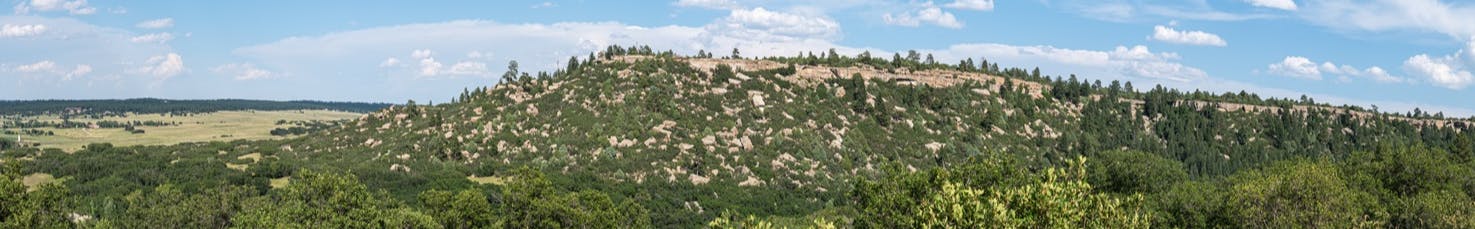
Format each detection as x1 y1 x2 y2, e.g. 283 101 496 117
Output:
68 64 90 79
1405 54 1472 89
711 7 842 41
1404 40 1474 90
14 0 94 15
883 5 964 29
1056 1 1273 22
467 51 488 59
1108 45 1204 81
379 57 401 67
411 49 433 59
10 60 91 80
673 0 740 10
1360 66 1404 83
417 57 442 76
446 61 489 75
1301 0 1475 39
211 63 275 80
1267 56 1406 82
1267 56 1322 80
135 18 173 29
25 0 62 10
14 60 56 73
1244 0 1298 10
531 2 556 9
60 0 92 14
927 44 1206 82
944 0 994 11
396 49 494 77
1 24 46 37
1149 25 1227 46
129 32 174 44
137 53 184 79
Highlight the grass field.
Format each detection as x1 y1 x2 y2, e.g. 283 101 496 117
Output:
1 110 363 151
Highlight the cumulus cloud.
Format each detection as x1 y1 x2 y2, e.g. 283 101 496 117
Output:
944 0 994 11
1149 25 1227 46
10 60 91 80
883 5 964 29
135 18 173 29
14 0 95 15
1107 45 1205 81
1267 56 1405 82
129 32 174 44
446 61 489 75
211 63 275 80
417 57 442 76
1268 56 1323 80
1301 0 1475 39
1 24 46 37
411 49 433 59
1244 0 1298 10
68 64 90 78
379 57 401 67
673 0 740 10
1405 55 1472 89
136 53 184 79
709 7 841 41
382 49 493 78
13 60 56 73
1403 39 1474 90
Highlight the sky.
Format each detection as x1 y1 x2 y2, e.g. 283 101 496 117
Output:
2 0 1474 117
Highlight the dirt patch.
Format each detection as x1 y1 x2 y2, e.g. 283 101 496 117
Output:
269 177 290 189
225 163 248 171
236 153 262 163
22 173 55 192
467 175 505 185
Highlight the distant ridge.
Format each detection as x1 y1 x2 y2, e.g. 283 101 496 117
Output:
0 98 393 115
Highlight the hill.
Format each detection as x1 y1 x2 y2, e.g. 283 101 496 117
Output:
4 46 1474 228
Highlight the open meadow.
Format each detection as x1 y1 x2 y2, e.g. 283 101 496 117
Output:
1 109 362 151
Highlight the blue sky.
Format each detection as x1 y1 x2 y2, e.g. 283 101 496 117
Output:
2 0 1474 116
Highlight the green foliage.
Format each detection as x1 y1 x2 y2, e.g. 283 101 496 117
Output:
230 169 440 228
1151 181 1229 228
1086 150 1187 194
706 210 838 229
1392 190 1475 228
1343 144 1475 228
854 156 1152 228
1225 160 1386 228
419 189 496 229
497 167 653 228
108 184 257 228
1 163 75 228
